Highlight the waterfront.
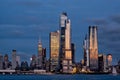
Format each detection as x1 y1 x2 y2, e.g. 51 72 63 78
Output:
0 74 120 80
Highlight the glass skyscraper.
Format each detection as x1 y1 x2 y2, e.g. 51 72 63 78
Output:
50 30 60 72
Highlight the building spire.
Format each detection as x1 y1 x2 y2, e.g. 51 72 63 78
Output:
38 36 42 44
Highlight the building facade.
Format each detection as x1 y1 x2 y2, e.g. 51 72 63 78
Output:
89 26 98 71
12 49 17 69
71 43 75 64
59 12 68 71
83 35 89 67
62 18 73 73
107 54 112 67
50 31 60 72
98 54 107 72
36 39 46 70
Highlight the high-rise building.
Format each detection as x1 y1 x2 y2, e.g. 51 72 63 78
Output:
37 39 46 69
50 30 60 72
107 54 112 67
16 55 20 68
83 35 89 67
71 43 75 64
30 54 36 69
98 54 107 72
12 49 17 69
3 54 11 69
63 18 73 73
59 12 68 71
0 54 3 70
89 26 98 71
37 39 43 69
42 48 46 69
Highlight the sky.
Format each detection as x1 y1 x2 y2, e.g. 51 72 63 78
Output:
0 0 120 64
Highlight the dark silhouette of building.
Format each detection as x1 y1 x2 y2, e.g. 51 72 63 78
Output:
71 43 75 64
98 54 107 72
3 54 11 69
21 61 29 71
30 54 37 70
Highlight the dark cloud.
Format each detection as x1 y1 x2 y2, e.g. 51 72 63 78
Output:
98 24 120 60
86 18 108 25
110 15 120 24
0 24 53 39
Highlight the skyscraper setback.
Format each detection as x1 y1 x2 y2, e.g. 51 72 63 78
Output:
63 19 73 73
59 12 68 71
58 12 73 73
37 39 46 69
89 26 98 71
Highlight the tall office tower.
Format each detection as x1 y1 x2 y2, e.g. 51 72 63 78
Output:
37 39 46 69
89 26 98 71
63 19 73 73
71 43 75 64
0 54 3 69
59 12 68 71
50 30 60 72
42 48 46 69
107 54 112 67
98 54 107 72
12 49 17 69
37 39 43 69
83 35 89 67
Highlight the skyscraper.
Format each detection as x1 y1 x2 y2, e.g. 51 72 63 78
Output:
89 26 98 71
107 54 112 67
37 39 43 69
30 54 36 70
3 54 11 69
37 39 46 69
71 43 75 64
63 18 73 73
98 54 107 72
16 55 20 68
50 30 60 72
12 49 17 69
59 12 68 71
83 35 89 67
42 48 46 69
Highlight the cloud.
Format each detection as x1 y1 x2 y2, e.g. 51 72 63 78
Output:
86 18 108 25
98 23 120 60
0 24 53 39
110 14 120 24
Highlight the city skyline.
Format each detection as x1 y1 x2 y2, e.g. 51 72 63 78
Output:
0 0 120 64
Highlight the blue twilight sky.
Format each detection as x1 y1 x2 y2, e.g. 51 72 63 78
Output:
0 0 120 64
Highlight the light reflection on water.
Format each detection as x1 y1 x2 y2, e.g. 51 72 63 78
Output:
0 74 120 80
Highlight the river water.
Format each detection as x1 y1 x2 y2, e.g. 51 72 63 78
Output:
0 74 120 80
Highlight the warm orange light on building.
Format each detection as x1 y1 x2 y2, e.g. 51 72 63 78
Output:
65 50 72 59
